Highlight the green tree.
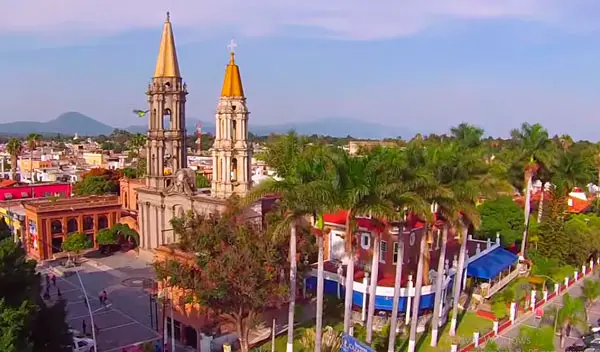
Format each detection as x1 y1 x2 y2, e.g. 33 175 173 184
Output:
26 133 41 184
62 232 90 262
581 279 600 308
96 228 118 245
5 138 22 181
477 197 524 246
537 187 570 263
557 293 587 348
0 239 72 352
154 202 296 352
128 133 147 155
246 137 333 352
552 149 593 194
0 300 34 352
73 168 121 196
195 174 210 188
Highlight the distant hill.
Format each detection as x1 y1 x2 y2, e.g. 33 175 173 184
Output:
0 112 411 139
127 118 411 139
0 112 114 136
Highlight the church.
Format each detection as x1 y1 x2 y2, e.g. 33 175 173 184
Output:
136 13 256 252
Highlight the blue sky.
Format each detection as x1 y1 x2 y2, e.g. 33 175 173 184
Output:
1 1 600 139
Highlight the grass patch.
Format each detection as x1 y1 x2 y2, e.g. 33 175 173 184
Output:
415 312 493 352
254 311 492 352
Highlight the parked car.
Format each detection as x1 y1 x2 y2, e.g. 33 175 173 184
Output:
566 344 587 352
99 243 120 255
70 329 95 352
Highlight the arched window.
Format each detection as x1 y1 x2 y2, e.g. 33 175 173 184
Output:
66 218 78 233
83 216 94 231
50 220 63 235
231 158 238 182
98 215 108 230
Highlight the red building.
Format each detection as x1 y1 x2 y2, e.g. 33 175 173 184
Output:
0 181 72 201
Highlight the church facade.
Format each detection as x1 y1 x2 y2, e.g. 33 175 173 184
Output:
136 13 254 251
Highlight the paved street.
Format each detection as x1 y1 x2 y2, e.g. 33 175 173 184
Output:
39 251 162 351
493 272 599 352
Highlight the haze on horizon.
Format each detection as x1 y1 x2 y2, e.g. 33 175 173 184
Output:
0 1 600 140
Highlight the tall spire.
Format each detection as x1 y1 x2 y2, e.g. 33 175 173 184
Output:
220 39 244 97
154 12 181 78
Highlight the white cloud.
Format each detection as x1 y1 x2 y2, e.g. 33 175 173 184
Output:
0 0 596 43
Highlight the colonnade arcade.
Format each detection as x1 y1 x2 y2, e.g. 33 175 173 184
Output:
41 212 118 255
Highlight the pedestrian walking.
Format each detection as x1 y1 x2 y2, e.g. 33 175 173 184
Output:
51 274 56 287
98 293 104 305
45 274 50 285
57 287 62 298
102 290 108 302
82 320 86 335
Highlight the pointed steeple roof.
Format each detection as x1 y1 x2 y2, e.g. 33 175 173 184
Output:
154 12 181 78
220 40 244 97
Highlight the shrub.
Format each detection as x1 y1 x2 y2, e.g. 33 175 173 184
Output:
96 229 118 245
492 300 508 320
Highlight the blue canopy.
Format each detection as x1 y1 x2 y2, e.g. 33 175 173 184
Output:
466 247 518 280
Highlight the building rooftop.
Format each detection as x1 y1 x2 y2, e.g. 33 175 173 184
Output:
23 195 120 213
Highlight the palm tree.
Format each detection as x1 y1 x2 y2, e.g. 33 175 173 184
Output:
408 227 428 352
581 279 600 308
329 147 431 336
510 123 552 257
429 225 448 346
552 149 591 195
450 122 484 149
387 239 404 352
299 326 342 352
5 138 22 181
27 133 41 183
557 294 587 348
245 138 332 352
313 215 330 352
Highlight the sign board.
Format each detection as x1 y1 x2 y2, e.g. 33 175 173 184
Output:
341 334 375 352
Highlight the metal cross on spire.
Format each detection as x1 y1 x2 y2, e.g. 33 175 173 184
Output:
228 39 237 54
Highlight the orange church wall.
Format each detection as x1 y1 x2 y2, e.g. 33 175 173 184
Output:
154 246 217 331
119 178 144 211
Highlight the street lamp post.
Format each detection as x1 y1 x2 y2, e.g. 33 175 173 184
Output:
75 269 98 351
37 237 98 351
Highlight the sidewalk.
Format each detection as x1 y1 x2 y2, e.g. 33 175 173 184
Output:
459 264 598 352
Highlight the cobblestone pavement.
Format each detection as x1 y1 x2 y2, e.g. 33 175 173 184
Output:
493 272 600 352
39 252 162 351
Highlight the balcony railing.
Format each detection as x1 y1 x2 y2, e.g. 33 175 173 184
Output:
483 267 520 299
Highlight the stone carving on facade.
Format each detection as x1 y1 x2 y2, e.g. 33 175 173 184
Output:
429 269 438 286
166 168 197 196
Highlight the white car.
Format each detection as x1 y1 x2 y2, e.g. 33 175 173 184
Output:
70 329 96 352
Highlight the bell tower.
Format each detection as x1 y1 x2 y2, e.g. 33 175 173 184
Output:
211 40 252 198
145 12 188 189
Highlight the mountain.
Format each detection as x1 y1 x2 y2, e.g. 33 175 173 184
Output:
127 118 411 139
0 112 411 139
0 112 114 136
